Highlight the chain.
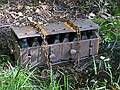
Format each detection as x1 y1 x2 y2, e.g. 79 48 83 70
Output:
43 36 49 66
29 21 50 66
65 19 81 66
76 27 81 66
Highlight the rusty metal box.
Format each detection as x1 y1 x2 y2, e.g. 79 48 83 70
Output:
11 19 100 67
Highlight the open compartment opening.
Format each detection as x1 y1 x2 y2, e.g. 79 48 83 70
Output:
18 36 43 49
81 30 98 40
46 32 77 44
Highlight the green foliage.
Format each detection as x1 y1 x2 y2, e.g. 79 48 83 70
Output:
94 16 120 55
0 0 8 4
114 8 120 16
33 65 70 90
87 56 120 90
0 63 34 90
0 55 10 64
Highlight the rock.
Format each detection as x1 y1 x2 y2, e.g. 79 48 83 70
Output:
36 8 40 13
70 49 77 55
88 12 96 19
38 21 43 25
27 17 33 22
17 4 24 11
18 12 23 17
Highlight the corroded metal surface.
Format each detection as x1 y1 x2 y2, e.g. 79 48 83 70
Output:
43 22 76 35
10 18 100 68
71 19 100 31
12 26 40 39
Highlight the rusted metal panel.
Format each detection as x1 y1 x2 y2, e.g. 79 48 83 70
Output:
29 47 39 65
13 41 21 60
12 26 40 39
80 40 90 58
20 48 29 65
49 44 62 62
71 40 90 59
20 47 46 67
43 22 76 35
29 46 46 67
90 38 99 55
72 40 90 59
61 43 71 60
71 19 100 31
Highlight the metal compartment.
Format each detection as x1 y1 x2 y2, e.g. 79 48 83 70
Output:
11 19 100 67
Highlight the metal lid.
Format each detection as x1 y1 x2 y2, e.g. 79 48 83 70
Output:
71 19 100 31
12 26 40 39
43 22 76 35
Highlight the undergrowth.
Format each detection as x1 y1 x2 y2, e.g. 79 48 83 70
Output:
0 61 35 90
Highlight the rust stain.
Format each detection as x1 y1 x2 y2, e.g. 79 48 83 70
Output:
64 22 76 32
